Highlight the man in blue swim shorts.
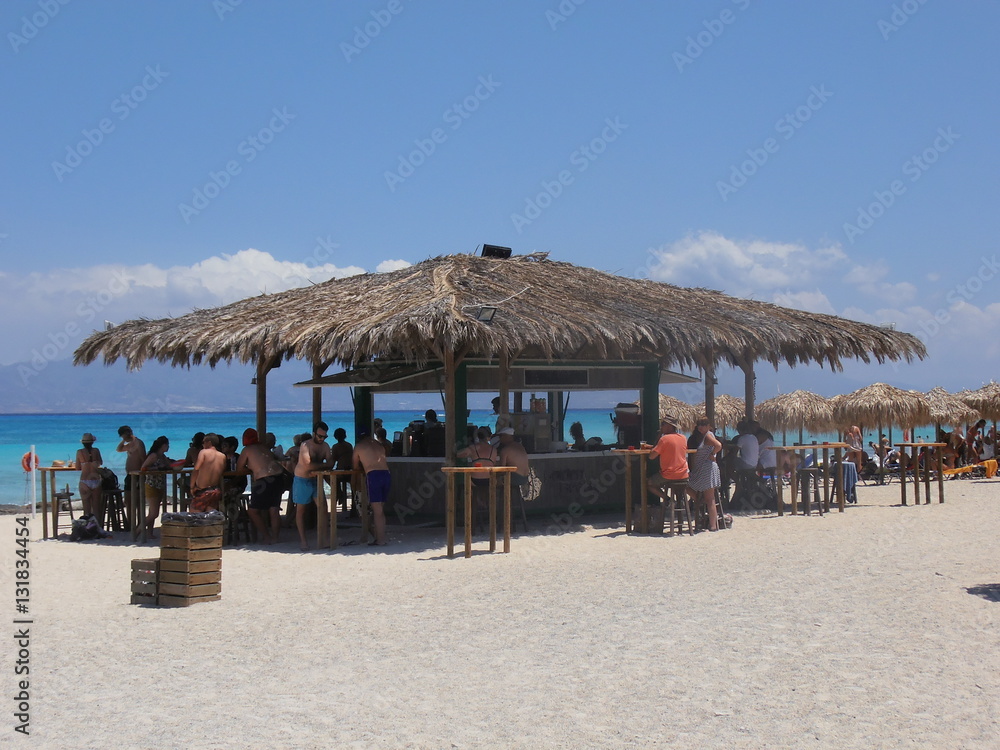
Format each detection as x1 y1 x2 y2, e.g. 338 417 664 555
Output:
292 422 334 551
353 429 391 546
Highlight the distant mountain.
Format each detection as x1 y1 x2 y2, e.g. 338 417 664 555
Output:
0 359 325 413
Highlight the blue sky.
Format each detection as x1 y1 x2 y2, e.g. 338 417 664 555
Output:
2 0 999 410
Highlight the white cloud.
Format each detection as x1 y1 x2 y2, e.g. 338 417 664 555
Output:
646 231 848 296
771 289 837 315
375 259 412 273
0 248 370 366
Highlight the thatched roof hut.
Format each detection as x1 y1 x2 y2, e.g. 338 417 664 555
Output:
74 253 927 455
756 390 834 434
75 253 925 371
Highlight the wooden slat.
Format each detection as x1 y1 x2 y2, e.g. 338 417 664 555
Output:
131 557 160 571
130 594 156 605
158 571 221 586
130 582 157 596
159 535 223 550
160 522 225 538
158 582 222 597
157 593 222 608
158 558 222 573
160 547 223 562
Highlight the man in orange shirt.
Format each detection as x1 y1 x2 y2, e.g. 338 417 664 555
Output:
647 415 689 502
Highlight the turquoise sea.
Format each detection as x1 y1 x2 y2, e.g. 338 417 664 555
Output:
0 410 940 507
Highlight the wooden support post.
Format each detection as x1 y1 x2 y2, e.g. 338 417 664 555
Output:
464 472 473 558
446 473 455 559
488 472 497 553
936 450 944 503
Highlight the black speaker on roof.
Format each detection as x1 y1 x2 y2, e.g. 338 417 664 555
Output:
481 244 512 258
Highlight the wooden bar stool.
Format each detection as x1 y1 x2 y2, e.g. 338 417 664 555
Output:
662 480 693 537
797 467 823 515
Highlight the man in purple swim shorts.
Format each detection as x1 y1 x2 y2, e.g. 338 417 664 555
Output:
353 429 391 546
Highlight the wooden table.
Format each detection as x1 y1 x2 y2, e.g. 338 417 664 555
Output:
614 447 697 534
441 466 517 559
314 470 361 550
895 442 946 505
38 465 81 539
776 443 848 514
611 448 651 533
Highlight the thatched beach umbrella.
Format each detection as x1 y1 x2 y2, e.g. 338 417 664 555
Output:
657 394 697 432
961 382 1000 421
833 383 930 479
695 394 745 433
832 383 929 432
756 390 833 444
925 387 979 428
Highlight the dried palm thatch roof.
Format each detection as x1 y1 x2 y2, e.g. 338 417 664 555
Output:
832 383 930 429
960 382 1000 421
756 390 834 432
74 253 926 372
924 387 979 427
657 395 698 432
694 394 746 429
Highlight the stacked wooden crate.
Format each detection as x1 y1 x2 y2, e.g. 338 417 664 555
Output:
158 520 223 606
130 557 160 605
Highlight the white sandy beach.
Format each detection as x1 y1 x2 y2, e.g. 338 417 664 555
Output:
5 479 999 749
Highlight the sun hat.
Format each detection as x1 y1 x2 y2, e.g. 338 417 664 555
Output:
499 426 515 435
81 433 97 443
660 414 679 428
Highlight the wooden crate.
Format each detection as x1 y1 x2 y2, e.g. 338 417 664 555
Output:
130 557 159 605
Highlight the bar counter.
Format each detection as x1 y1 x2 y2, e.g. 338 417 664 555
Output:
385 451 634 527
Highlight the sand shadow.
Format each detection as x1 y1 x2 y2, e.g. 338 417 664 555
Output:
966 583 1000 602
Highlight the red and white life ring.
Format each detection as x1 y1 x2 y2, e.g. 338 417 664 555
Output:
21 452 40 472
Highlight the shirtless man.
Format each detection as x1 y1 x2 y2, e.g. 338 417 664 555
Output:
76 432 103 518
497 426 530 490
116 425 146 527
191 433 226 512
353 429 390 546
329 427 354 512
236 428 285 544
293 422 334 551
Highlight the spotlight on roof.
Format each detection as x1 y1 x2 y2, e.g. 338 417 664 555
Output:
475 306 498 323
481 244 512 259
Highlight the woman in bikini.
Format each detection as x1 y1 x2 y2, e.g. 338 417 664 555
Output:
140 436 174 538
76 433 104 518
457 427 499 530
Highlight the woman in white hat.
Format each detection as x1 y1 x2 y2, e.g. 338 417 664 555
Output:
75 433 104 519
